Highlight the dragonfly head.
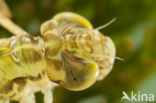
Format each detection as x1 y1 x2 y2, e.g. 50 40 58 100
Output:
41 12 115 91
60 27 115 91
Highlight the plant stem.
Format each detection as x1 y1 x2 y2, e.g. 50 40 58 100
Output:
0 0 12 18
0 13 28 36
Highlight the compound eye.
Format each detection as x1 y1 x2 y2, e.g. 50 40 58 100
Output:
60 53 99 91
53 12 93 29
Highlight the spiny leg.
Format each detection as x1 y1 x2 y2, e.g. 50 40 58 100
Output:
0 0 29 36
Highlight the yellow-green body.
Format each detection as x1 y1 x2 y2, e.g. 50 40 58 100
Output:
0 12 115 103
0 35 46 100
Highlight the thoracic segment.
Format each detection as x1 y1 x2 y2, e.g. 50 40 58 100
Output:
0 35 57 103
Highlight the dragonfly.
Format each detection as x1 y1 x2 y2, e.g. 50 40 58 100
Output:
0 0 116 103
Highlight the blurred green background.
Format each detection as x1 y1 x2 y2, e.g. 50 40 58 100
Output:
1 0 156 103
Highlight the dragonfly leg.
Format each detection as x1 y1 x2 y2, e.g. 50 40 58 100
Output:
7 78 36 103
43 91 53 103
19 92 35 103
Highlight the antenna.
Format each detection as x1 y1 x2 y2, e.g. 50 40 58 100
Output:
91 54 124 61
114 56 124 61
96 18 116 30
